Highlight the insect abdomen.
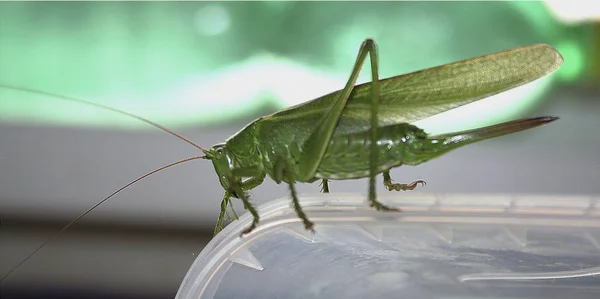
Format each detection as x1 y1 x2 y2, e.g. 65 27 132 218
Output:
315 123 427 180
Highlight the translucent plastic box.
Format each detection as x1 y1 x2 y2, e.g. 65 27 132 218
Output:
176 193 600 299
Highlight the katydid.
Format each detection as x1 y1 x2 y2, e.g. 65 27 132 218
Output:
204 38 563 234
0 38 563 281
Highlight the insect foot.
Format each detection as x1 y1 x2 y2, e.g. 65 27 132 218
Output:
240 222 258 236
369 200 401 212
385 179 427 191
303 218 316 233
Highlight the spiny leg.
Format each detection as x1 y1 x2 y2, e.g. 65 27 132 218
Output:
233 173 265 222
289 181 315 232
320 179 330 193
274 157 314 232
233 183 260 236
214 192 231 235
228 199 239 220
214 170 265 236
215 190 249 236
233 171 266 235
383 171 426 191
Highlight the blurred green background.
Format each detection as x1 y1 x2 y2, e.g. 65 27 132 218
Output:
0 2 598 299
0 1 596 133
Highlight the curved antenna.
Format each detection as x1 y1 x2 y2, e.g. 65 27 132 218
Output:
0 85 207 152
0 155 205 282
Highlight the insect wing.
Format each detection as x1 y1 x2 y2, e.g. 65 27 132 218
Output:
267 43 563 137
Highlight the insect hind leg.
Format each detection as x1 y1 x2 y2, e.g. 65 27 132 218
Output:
361 39 399 212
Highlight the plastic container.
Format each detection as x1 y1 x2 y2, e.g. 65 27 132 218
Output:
176 193 600 299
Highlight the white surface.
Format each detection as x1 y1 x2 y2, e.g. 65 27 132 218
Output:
176 193 600 299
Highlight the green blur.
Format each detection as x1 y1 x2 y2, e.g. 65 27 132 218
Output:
0 1 592 131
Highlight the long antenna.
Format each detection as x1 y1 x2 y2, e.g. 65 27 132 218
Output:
1 155 205 282
0 85 207 152
1 85 210 282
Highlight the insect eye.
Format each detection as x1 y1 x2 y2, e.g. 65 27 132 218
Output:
216 148 223 155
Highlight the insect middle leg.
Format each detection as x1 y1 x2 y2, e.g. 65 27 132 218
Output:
382 171 426 191
214 170 265 235
289 179 314 232
274 157 315 232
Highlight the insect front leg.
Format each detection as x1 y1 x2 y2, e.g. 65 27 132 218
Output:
227 179 260 236
382 171 426 191
230 172 266 221
215 191 234 235
222 194 236 221
214 169 266 235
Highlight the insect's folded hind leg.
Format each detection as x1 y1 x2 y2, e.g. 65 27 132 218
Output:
383 171 426 191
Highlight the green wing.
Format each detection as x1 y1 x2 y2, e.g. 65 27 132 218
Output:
262 43 563 138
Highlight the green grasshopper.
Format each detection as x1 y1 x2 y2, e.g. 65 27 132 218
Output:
204 38 563 235
0 38 563 281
